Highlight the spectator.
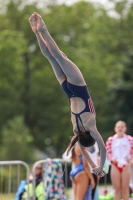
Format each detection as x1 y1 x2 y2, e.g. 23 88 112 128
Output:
69 142 95 200
15 164 44 200
106 120 133 200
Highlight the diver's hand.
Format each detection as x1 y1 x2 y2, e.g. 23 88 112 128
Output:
92 166 105 177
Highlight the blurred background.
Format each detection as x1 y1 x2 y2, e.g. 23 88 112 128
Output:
0 0 133 164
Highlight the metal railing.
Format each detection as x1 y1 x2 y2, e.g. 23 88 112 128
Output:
0 159 69 200
0 160 30 200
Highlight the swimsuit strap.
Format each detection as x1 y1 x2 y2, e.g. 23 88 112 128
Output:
75 115 80 132
74 114 86 132
78 115 86 132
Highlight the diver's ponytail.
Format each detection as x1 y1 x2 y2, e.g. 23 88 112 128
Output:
67 131 95 156
67 135 79 156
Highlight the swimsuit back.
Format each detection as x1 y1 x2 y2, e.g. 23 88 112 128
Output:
62 80 95 132
70 154 84 179
77 154 83 165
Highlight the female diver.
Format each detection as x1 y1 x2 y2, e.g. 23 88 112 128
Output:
29 12 106 177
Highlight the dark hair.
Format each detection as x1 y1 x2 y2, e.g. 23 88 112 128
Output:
67 131 95 156
71 146 76 158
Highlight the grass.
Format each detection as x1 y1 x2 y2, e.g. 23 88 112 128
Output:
65 188 71 197
0 185 113 200
0 193 15 200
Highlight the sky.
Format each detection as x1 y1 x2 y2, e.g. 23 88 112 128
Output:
57 0 112 6
27 0 114 10
50 0 133 18
39 0 116 17
16 0 132 18
40 0 115 17
57 0 114 10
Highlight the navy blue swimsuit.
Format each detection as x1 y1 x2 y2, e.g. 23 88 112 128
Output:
61 80 95 132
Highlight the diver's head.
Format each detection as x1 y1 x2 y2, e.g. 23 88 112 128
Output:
67 131 95 155
79 131 95 147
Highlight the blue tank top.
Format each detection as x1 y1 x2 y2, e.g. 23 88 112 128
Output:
61 80 95 132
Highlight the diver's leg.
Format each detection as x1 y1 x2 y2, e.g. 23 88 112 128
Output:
36 32 66 84
35 12 86 86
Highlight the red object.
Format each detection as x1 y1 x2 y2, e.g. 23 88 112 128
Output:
103 189 108 196
111 161 126 173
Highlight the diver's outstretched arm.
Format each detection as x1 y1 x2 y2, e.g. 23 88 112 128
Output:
79 141 105 177
89 126 106 176
78 142 96 168
84 115 106 176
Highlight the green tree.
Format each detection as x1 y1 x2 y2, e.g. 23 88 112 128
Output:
108 55 133 135
0 0 133 157
0 30 26 140
0 116 35 162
